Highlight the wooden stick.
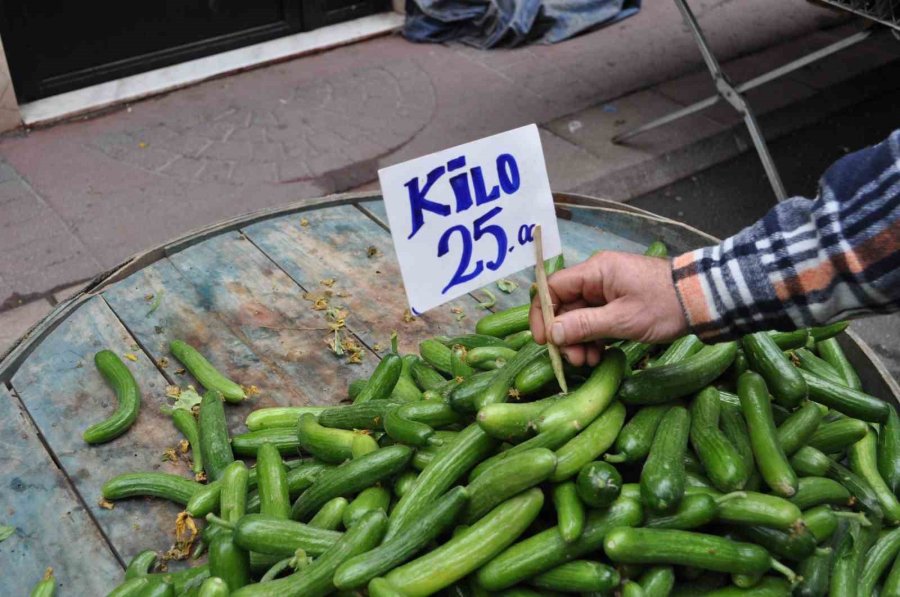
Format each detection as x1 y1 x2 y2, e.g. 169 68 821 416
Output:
533 225 568 394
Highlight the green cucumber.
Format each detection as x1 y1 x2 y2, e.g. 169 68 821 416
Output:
474 342 548 410
736 524 817 563
830 519 881 597
464 447 556 523
410 359 448 391
318 401 400 430
793 348 845 386
468 424 572 481
641 405 691 511
349 378 367 400
709 490 802 530
790 446 831 477
220 460 248 524
125 550 158 579
196 578 229 597
102 472 201 505
618 342 738 405
290 445 412 520
198 390 233 481
719 402 755 475
794 536 836 597
799 369 890 423
801 445 885 521
171 409 203 474
879 408 900 495
298 413 357 463
514 357 556 395
351 432 380 458
650 335 703 368
638 566 676 597
603 528 781 577
137 581 173 597
768 329 810 350
535 348 625 434
848 428 900 524
441 334 514 350
387 423 497 539
308 497 348 530
620 339 655 368
775 401 824 457
170 340 246 403
343 486 391 528
476 496 643 590
231 428 300 457
605 404 671 464
354 353 402 404
231 511 386 597
553 481 585 543
883 544 900 596
108 578 151 596
29 569 56 597
451 345 476 379
476 395 562 441
83 350 142 444
528 560 619 593
504 330 534 350
645 492 717 530
552 401 626 482
232 514 342 556
256 443 290 519
808 321 849 342
384 405 438 447
467 346 518 370
690 386 750 492
706 577 790 596
738 371 797 497
742 332 807 408
419 339 454 375
816 338 862 391
393 471 417 498
208 534 250 591
575 460 623 509
334 486 468 589
393 354 424 402
808 418 868 453
447 370 498 413
378 489 544 597
476 305 530 338
789 477 852 510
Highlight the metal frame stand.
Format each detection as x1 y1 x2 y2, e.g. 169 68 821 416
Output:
612 0 875 202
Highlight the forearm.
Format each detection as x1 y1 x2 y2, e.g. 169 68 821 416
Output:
672 130 900 342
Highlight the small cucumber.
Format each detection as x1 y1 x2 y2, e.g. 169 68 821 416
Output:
334 486 468 590
392 471 417 498
879 408 900 495
575 460 623 509
830 519 880 597
467 346 518 370
788 476 852 510
606 404 672 464
645 492 717 530
775 401 824 456
690 387 750 492
102 472 201 505
392 354 424 402
551 401 627 482
650 335 703 368
793 348 845 386
552 482 585 543
410 358 448 391
742 332 807 408
451 345 476 379
256 443 291 519
343 486 391 528
378 489 544 597
618 342 738 405
504 330 534 350
219 460 249 524
317 401 400 431
83 350 142 444
208 533 250 591
232 514 343 557
848 428 900 524
384 405 438 447
808 321 849 342
354 353 402 404
799 369 889 423
738 371 797 497
170 340 246 403
447 370 497 413
528 560 619 593
476 395 562 441
419 339 454 375
308 496 349 530
475 305 530 338
808 418 868 453
768 329 810 350
641 405 691 512
351 433 382 457
719 402 756 479
513 356 556 395
801 445 885 521
196 578 229 597
816 338 862 391
441 334 514 350
198 390 234 481
125 550 158 579
231 428 300 457
474 342 548 410
708 490 803 531
291 445 412 520
463 447 556 523
639 566 676 597
476 496 643 590
298 413 357 463
170 409 203 474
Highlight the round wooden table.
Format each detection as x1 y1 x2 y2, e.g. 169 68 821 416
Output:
1 192 896 594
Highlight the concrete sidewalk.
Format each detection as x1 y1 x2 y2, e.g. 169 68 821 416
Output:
1 0 898 352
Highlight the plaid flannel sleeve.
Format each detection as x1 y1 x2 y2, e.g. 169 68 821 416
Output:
671 129 900 342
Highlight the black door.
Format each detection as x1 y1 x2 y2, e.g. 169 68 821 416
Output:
0 0 387 102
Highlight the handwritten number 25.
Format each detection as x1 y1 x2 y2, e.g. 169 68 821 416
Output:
438 206 507 295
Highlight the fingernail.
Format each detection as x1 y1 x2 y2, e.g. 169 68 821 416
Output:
551 322 566 345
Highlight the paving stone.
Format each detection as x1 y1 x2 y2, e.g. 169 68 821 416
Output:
0 299 53 355
538 127 606 192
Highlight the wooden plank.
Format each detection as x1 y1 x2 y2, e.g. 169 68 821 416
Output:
0 384 122 595
10 297 197 565
102 260 307 431
242 205 487 355
355 200 535 314
167 231 377 403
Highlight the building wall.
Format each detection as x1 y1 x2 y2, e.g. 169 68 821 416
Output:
0 36 21 133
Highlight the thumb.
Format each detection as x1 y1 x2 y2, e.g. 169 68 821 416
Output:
550 301 634 346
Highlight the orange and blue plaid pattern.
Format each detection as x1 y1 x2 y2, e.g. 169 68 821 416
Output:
672 130 900 341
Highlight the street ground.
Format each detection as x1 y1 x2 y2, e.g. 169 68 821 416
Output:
1 1 899 358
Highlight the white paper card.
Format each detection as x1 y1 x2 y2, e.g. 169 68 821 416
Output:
378 124 561 315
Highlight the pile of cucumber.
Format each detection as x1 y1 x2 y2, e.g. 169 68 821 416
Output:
59 245 900 597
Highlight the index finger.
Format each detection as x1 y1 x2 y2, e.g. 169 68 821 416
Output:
529 285 561 345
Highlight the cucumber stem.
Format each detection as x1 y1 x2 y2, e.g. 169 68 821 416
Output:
604 453 627 463
204 513 234 530
716 491 747 504
391 332 399 354
260 557 293 582
770 559 798 584
833 510 871 527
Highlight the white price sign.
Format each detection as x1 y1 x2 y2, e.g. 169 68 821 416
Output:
378 124 561 315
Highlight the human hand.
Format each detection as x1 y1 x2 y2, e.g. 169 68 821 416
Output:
529 251 688 367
